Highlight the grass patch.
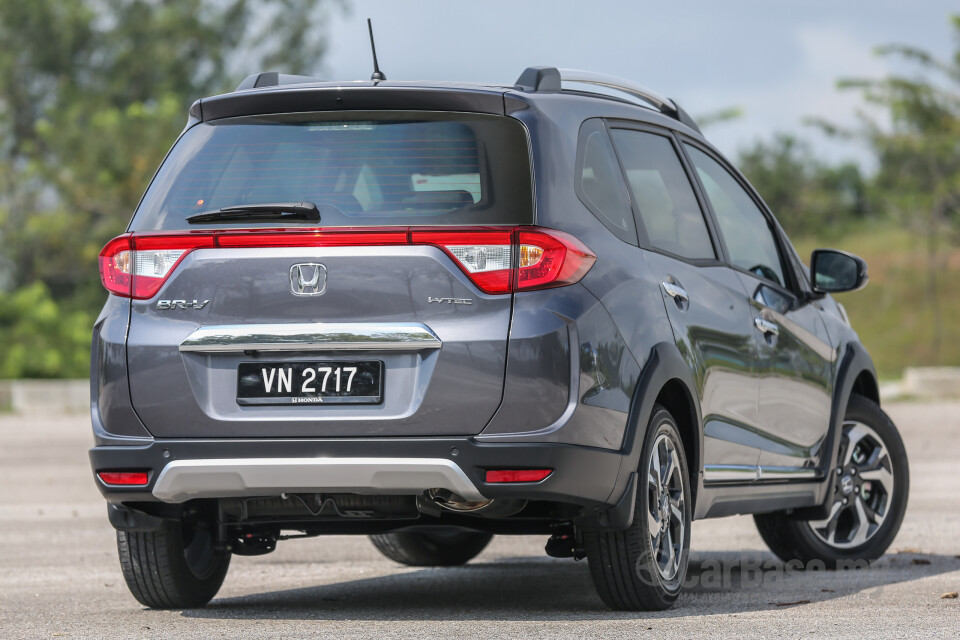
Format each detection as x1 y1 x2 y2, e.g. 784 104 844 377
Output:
793 223 960 379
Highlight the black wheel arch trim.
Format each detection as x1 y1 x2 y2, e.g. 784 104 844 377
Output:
825 343 879 473
579 342 703 530
802 341 880 519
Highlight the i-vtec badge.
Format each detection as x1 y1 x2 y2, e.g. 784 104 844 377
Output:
427 296 473 305
156 299 210 310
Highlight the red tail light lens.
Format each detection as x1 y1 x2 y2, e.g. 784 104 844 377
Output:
412 227 595 294
515 228 596 291
412 229 514 294
129 235 216 299
97 471 149 486
485 469 554 483
99 233 214 299
99 235 134 297
98 226 595 299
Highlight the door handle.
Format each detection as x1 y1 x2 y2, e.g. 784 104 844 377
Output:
754 317 779 337
662 282 689 303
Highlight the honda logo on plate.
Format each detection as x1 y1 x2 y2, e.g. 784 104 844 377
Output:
289 263 327 296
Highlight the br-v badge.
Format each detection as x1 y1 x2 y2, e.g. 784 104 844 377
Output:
290 263 327 296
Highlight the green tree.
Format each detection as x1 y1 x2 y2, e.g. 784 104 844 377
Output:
0 0 343 377
736 133 869 237
0 282 91 378
822 15 960 360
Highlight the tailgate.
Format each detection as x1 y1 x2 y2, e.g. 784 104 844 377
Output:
127 243 511 437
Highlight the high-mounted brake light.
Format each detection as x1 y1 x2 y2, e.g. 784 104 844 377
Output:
97 471 149 486
485 469 554 483
98 227 595 299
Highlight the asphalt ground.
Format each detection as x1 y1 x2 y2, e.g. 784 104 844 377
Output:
1 402 958 639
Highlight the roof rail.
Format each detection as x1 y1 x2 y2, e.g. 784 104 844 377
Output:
513 66 701 134
235 72 324 91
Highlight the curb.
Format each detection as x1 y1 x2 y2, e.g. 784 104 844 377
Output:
0 380 89 415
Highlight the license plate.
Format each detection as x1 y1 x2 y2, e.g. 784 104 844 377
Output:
237 361 383 405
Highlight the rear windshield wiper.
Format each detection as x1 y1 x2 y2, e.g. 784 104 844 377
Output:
186 201 321 224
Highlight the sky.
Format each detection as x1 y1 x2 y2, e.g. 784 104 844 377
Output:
315 0 957 168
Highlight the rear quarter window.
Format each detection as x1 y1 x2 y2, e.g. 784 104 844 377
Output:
130 111 533 230
574 119 637 245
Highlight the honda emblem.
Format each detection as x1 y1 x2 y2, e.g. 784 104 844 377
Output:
289 263 327 296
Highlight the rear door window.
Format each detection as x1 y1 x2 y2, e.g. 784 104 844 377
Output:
130 111 533 230
609 129 715 261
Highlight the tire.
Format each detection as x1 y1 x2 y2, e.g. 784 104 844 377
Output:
583 405 692 611
754 394 909 568
116 517 231 609
369 528 493 567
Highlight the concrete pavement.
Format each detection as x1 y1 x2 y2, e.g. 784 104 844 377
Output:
0 402 957 639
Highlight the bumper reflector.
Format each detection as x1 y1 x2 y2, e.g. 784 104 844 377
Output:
485 469 553 483
97 471 149 486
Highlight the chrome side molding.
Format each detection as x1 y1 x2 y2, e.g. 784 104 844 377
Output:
179 322 442 353
703 464 759 483
704 464 818 483
758 466 818 481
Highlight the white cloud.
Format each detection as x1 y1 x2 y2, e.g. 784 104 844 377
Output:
694 24 892 167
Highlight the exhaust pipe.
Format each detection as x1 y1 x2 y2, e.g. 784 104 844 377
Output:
426 488 526 518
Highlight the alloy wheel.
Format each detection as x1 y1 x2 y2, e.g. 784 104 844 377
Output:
647 433 686 581
808 421 895 549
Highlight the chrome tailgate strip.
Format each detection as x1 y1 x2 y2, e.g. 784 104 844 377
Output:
179 322 442 353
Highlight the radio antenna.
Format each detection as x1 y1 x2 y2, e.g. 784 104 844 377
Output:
367 18 386 82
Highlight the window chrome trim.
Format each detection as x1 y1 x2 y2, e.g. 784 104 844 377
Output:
179 322 442 353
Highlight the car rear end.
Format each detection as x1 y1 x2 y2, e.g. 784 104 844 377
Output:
89 83 628 563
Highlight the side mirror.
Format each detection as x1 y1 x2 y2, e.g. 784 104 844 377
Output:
810 249 868 293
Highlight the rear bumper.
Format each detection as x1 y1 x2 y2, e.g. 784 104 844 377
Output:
89 436 629 510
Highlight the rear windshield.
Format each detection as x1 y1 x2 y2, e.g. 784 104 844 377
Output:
129 111 533 230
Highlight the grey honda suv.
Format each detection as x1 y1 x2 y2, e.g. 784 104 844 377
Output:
90 66 908 611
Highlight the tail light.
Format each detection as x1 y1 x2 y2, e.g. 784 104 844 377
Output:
99 227 595 298
99 235 133 297
515 228 596 291
413 227 596 294
411 229 514 293
99 234 214 299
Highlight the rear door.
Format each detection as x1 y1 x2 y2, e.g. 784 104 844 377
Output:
123 110 533 438
608 124 763 481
